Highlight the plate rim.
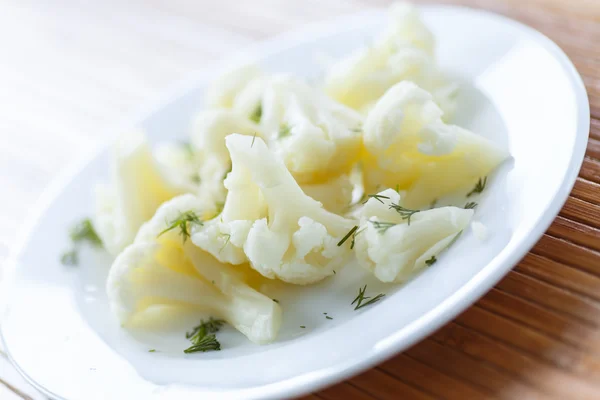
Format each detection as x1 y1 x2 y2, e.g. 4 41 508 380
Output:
0 4 590 400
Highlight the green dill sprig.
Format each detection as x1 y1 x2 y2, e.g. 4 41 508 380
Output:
250 104 262 123
464 202 478 209
351 285 385 310
61 250 78 266
219 234 231 253
278 123 292 139
70 218 102 246
251 133 257 147
60 218 102 266
369 220 396 234
425 256 437 266
389 203 420 225
184 334 221 354
467 177 487 197
190 173 201 184
184 318 225 354
186 317 225 339
158 211 203 243
351 228 365 250
337 225 359 247
363 194 390 204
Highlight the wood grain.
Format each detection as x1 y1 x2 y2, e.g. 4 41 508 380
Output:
0 0 599 399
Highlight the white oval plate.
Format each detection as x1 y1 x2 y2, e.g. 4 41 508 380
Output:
0 5 589 400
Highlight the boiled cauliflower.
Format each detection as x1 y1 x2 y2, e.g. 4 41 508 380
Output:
354 189 473 282
324 2 457 118
259 75 364 183
300 174 353 214
190 109 262 204
94 131 181 255
107 194 282 344
154 142 202 193
362 81 507 208
204 65 263 110
191 134 356 285
204 64 267 124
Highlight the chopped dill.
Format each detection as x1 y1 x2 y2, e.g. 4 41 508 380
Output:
300 326 306 329
351 285 385 310
250 104 262 123
60 218 102 266
219 233 231 253
363 193 390 204
278 123 292 138
350 227 365 249
467 177 487 197
185 317 225 340
389 203 420 225
190 173 201 184
184 334 221 354
184 318 225 354
70 218 102 246
273 299 279 303
60 249 78 266
325 316 333 320
464 202 478 209
369 220 397 234
337 225 359 247
148 349 156 353
425 256 437 266
158 211 203 243
251 132 257 147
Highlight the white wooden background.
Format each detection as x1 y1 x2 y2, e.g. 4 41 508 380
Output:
0 1 374 398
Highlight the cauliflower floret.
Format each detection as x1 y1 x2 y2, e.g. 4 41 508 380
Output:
354 189 473 283
204 65 263 110
93 131 182 255
259 76 364 183
362 81 508 208
324 2 457 118
300 174 353 214
107 194 282 344
154 142 202 193
191 134 356 285
204 65 268 123
190 109 262 205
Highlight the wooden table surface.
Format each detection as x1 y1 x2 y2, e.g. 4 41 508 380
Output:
0 0 598 399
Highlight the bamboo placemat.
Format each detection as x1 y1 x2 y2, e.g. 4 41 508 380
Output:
0 0 597 399
303 3 600 398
